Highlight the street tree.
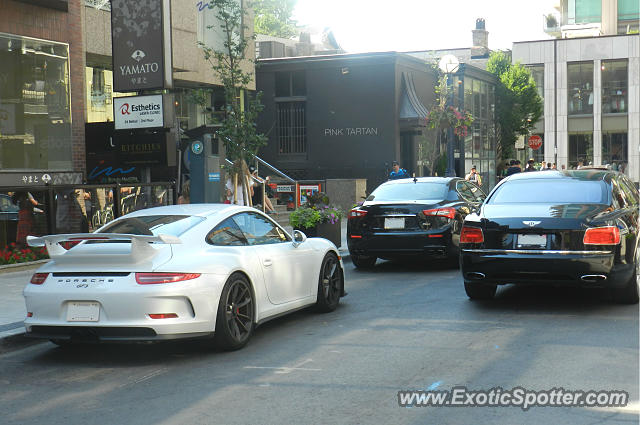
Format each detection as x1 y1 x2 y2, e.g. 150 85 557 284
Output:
420 71 473 176
253 0 298 38
199 0 268 204
486 51 543 160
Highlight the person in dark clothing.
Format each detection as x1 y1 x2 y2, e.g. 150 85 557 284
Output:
505 160 522 177
524 158 536 172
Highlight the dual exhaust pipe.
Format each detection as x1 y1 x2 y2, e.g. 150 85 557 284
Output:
465 272 607 282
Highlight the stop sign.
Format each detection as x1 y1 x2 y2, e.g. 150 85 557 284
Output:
528 135 543 150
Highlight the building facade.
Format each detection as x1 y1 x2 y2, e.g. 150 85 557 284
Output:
515 0 639 184
255 52 498 193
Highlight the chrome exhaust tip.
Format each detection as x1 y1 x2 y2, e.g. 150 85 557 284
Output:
466 272 486 280
580 274 607 282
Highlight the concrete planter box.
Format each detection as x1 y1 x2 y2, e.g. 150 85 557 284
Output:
294 221 341 248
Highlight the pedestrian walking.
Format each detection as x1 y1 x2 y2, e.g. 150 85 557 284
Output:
389 160 409 180
524 158 536 172
505 160 522 177
465 165 482 186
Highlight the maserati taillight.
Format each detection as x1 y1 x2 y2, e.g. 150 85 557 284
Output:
348 208 368 219
460 226 484 244
583 226 621 245
135 273 201 285
30 273 49 285
423 208 456 219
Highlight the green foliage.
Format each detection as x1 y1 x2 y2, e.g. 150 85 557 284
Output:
199 0 268 171
253 0 298 38
289 207 322 229
486 51 543 160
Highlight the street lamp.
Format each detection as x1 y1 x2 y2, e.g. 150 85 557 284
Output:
438 54 460 177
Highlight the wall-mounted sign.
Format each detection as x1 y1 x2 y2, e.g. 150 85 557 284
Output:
114 95 164 130
276 185 294 193
111 0 172 91
115 130 169 166
323 127 379 136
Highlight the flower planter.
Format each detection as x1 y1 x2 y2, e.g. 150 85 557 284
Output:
294 221 341 248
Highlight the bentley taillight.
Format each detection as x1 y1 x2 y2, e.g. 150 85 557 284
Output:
135 273 201 285
460 226 484 244
348 208 367 219
583 226 621 245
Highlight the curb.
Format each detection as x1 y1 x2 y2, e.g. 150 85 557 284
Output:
0 259 49 274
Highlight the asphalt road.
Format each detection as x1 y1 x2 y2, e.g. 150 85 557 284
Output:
0 260 638 425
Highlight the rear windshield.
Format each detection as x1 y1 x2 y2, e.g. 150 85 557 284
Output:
488 180 609 204
98 215 204 237
367 182 448 202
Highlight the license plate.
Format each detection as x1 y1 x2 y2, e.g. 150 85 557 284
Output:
66 302 100 322
384 217 405 229
517 234 547 248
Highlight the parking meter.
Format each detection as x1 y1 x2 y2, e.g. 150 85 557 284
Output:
189 131 226 203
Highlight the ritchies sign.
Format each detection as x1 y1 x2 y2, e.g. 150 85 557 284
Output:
111 0 172 91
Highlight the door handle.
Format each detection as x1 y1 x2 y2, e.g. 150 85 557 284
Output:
263 259 272 267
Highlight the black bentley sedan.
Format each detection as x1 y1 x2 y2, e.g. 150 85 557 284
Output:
460 169 639 303
347 177 486 268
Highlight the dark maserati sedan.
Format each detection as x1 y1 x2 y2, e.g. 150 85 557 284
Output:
347 177 486 268
460 170 639 303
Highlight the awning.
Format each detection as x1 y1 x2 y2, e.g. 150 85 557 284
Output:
399 72 429 123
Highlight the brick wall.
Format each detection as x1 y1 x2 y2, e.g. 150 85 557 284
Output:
0 0 86 176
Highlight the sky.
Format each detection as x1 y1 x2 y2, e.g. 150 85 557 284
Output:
293 0 559 53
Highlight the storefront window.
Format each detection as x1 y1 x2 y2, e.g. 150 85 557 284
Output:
0 33 72 170
568 62 593 115
568 133 593 168
601 60 627 114
602 132 628 174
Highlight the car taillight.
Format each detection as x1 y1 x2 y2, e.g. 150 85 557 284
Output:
423 208 456 219
348 208 367 219
460 226 484 243
583 226 621 245
30 273 49 285
135 273 201 285
148 313 178 319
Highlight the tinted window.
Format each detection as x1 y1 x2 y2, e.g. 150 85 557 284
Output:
488 180 608 204
232 213 289 245
619 177 639 207
456 181 475 202
206 217 247 246
99 215 204 236
466 182 486 202
367 182 448 202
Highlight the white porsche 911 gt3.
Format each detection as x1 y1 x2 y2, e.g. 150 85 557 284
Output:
24 204 345 350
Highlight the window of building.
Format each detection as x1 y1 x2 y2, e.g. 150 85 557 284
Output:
568 133 593 169
527 65 544 100
618 0 640 22
277 102 306 155
0 33 72 170
568 62 593 115
602 132 628 172
275 71 306 97
568 0 602 24
601 60 627 114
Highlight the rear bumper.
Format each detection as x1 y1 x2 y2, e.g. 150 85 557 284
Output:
24 325 213 342
347 229 456 259
460 249 633 287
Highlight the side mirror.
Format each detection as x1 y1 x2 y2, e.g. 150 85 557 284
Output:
292 230 307 247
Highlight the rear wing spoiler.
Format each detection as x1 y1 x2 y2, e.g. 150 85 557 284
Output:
27 233 182 263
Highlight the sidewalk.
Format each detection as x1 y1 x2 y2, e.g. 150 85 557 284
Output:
0 219 350 348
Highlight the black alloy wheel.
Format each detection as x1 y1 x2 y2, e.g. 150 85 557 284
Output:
215 273 255 350
316 253 343 312
464 281 497 300
351 254 377 269
612 258 640 304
